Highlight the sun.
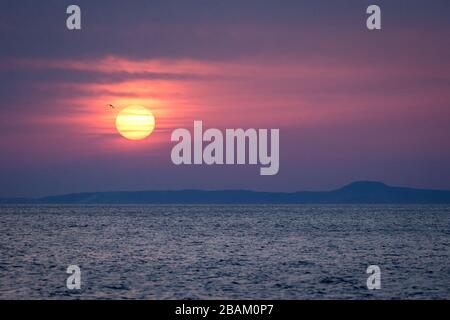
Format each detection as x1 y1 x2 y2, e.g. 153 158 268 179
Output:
115 105 155 140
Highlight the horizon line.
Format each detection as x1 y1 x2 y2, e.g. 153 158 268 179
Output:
3 180 450 200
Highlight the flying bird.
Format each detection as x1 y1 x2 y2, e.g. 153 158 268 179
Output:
106 104 115 109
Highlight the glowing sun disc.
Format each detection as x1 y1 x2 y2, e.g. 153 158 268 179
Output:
115 105 155 140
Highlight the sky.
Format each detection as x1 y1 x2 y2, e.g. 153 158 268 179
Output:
0 0 450 197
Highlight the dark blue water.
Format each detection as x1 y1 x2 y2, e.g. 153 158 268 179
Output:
0 205 449 299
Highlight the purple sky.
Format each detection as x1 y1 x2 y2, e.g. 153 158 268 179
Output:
1 0 450 197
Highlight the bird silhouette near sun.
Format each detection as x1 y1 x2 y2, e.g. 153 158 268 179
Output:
107 104 155 141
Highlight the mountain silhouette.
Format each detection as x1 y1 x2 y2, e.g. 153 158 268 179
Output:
2 181 450 204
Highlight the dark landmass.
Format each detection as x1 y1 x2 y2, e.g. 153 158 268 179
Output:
2 181 450 204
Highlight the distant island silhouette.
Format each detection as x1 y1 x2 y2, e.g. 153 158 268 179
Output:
2 181 450 204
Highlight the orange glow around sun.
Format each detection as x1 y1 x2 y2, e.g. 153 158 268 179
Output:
115 105 155 140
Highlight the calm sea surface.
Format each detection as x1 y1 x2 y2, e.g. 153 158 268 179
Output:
0 205 449 299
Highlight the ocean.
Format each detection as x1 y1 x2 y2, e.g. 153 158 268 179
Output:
0 204 449 299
